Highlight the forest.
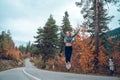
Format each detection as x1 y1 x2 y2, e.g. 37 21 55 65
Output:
0 0 120 76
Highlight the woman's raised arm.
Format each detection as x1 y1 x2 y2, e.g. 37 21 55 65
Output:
72 28 80 37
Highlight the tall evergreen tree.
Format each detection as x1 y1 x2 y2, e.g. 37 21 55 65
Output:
76 1 114 35
76 0 118 54
42 15 58 59
76 0 119 72
59 11 72 53
34 15 58 62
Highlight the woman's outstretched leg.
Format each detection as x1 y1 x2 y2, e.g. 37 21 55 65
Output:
65 46 72 71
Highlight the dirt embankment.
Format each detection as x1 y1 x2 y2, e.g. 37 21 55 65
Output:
0 59 24 71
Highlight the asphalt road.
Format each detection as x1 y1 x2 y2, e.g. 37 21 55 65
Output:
0 59 119 80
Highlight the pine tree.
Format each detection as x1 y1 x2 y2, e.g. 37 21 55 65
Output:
76 0 118 54
61 11 72 32
34 15 58 62
42 15 58 60
76 0 119 72
76 1 114 35
59 11 72 53
76 0 119 49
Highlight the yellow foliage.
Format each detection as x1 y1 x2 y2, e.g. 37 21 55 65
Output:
72 33 95 73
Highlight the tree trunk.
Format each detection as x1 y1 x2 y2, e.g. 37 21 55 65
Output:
94 0 99 73
95 0 99 56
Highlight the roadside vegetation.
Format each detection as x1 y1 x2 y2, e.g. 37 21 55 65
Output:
0 31 25 71
29 10 120 76
28 0 120 76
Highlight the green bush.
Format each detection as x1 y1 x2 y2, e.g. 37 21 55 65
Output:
41 63 46 69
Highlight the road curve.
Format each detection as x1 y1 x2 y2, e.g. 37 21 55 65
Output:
25 59 120 80
0 59 120 80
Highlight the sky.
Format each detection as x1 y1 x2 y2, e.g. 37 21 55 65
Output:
0 0 120 47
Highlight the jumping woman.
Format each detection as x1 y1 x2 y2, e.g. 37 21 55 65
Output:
61 28 80 71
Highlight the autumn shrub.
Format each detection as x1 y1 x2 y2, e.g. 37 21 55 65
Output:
72 33 120 76
7 48 21 61
71 33 95 73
